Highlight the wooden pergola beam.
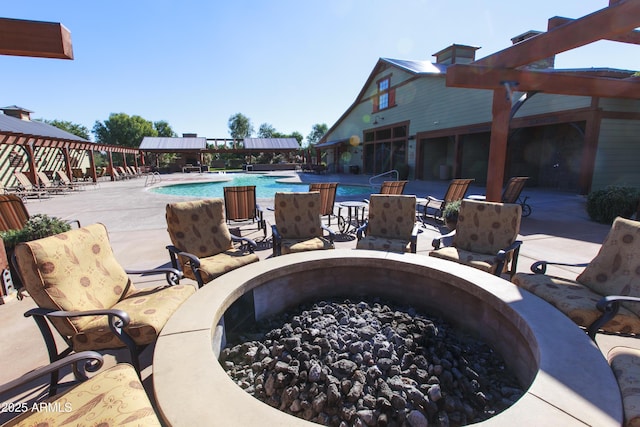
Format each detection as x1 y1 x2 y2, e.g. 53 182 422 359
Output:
446 65 640 99
474 0 640 68
0 18 73 59
547 16 640 45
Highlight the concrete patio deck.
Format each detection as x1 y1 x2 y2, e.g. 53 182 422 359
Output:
0 171 632 424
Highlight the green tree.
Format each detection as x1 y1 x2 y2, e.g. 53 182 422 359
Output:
290 131 303 146
258 123 276 138
306 123 328 147
228 113 253 139
41 119 91 140
154 120 177 137
92 113 157 147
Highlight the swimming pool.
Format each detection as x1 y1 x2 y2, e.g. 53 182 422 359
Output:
149 173 371 199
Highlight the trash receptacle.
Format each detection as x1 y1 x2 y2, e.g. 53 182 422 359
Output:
349 165 360 174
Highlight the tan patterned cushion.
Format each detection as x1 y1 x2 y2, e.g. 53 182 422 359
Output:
453 200 521 255
274 192 322 239
429 247 500 274
183 249 259 283
166 199 233 258
72 283 195 351
14 223 131 337
608 346 640 427
14 223 195 351
576 217 640 316
367 195 416 240
356 236 410 253
282 237 334 255
512 272 640 334
3 363 161 427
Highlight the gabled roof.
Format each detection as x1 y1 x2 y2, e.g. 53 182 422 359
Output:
139 136 207 151
243 138 299 150
0 112 89 142
380 58 447 75
319 57 439 144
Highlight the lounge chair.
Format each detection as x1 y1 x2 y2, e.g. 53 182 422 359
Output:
12 223 195 381
11 171 48 199
418 178 474 223
271 192 335 256
512 216 640 339
0 352 162 425
223 185 266 237
36 171 68 194
309 182 339 226
430 199 522 278
166 199 260 287
355 194 419 253
56 170 93 189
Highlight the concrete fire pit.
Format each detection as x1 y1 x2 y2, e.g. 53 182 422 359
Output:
153 250 622 426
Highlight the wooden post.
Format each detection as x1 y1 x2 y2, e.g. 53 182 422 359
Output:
25 140 38 186
88 149 98 182
486 89 511 201
108 152 115 181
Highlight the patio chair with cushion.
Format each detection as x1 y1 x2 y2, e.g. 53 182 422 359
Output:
12 223 195 384
223 185 266 237
309 182 339 227
418 178 474 223
166 198 259 287
607 346 640 427
0 352 162 426
272 191 335 256
467 176 531 217
356 194 419 253
511 216 640 339
430 199 522 278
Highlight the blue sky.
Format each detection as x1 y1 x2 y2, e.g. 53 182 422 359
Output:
2 1 637 143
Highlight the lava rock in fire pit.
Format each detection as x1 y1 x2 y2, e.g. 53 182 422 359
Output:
220 298 524 426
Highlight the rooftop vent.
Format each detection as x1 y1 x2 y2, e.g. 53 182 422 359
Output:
1 105 33 121
432 44 480 65
511 30 555 69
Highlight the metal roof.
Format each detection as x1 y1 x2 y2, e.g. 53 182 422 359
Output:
381 58 447 75
0 113 90 142
314 138 348 149
139 137 207 150
243 138 300 150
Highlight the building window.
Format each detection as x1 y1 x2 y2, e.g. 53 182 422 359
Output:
374 76 394 112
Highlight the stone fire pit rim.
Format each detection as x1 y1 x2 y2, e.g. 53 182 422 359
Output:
153 249 622 427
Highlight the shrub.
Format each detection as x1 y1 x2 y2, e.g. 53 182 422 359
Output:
0 214 71 250
443 200 462 220
586 186 640 224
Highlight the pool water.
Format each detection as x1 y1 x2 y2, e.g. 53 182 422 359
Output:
149 173 371 199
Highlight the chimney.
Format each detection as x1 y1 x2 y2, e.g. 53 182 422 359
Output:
511 31 555 69
1 105 33 121
432 44 480 65
182 133 198 137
